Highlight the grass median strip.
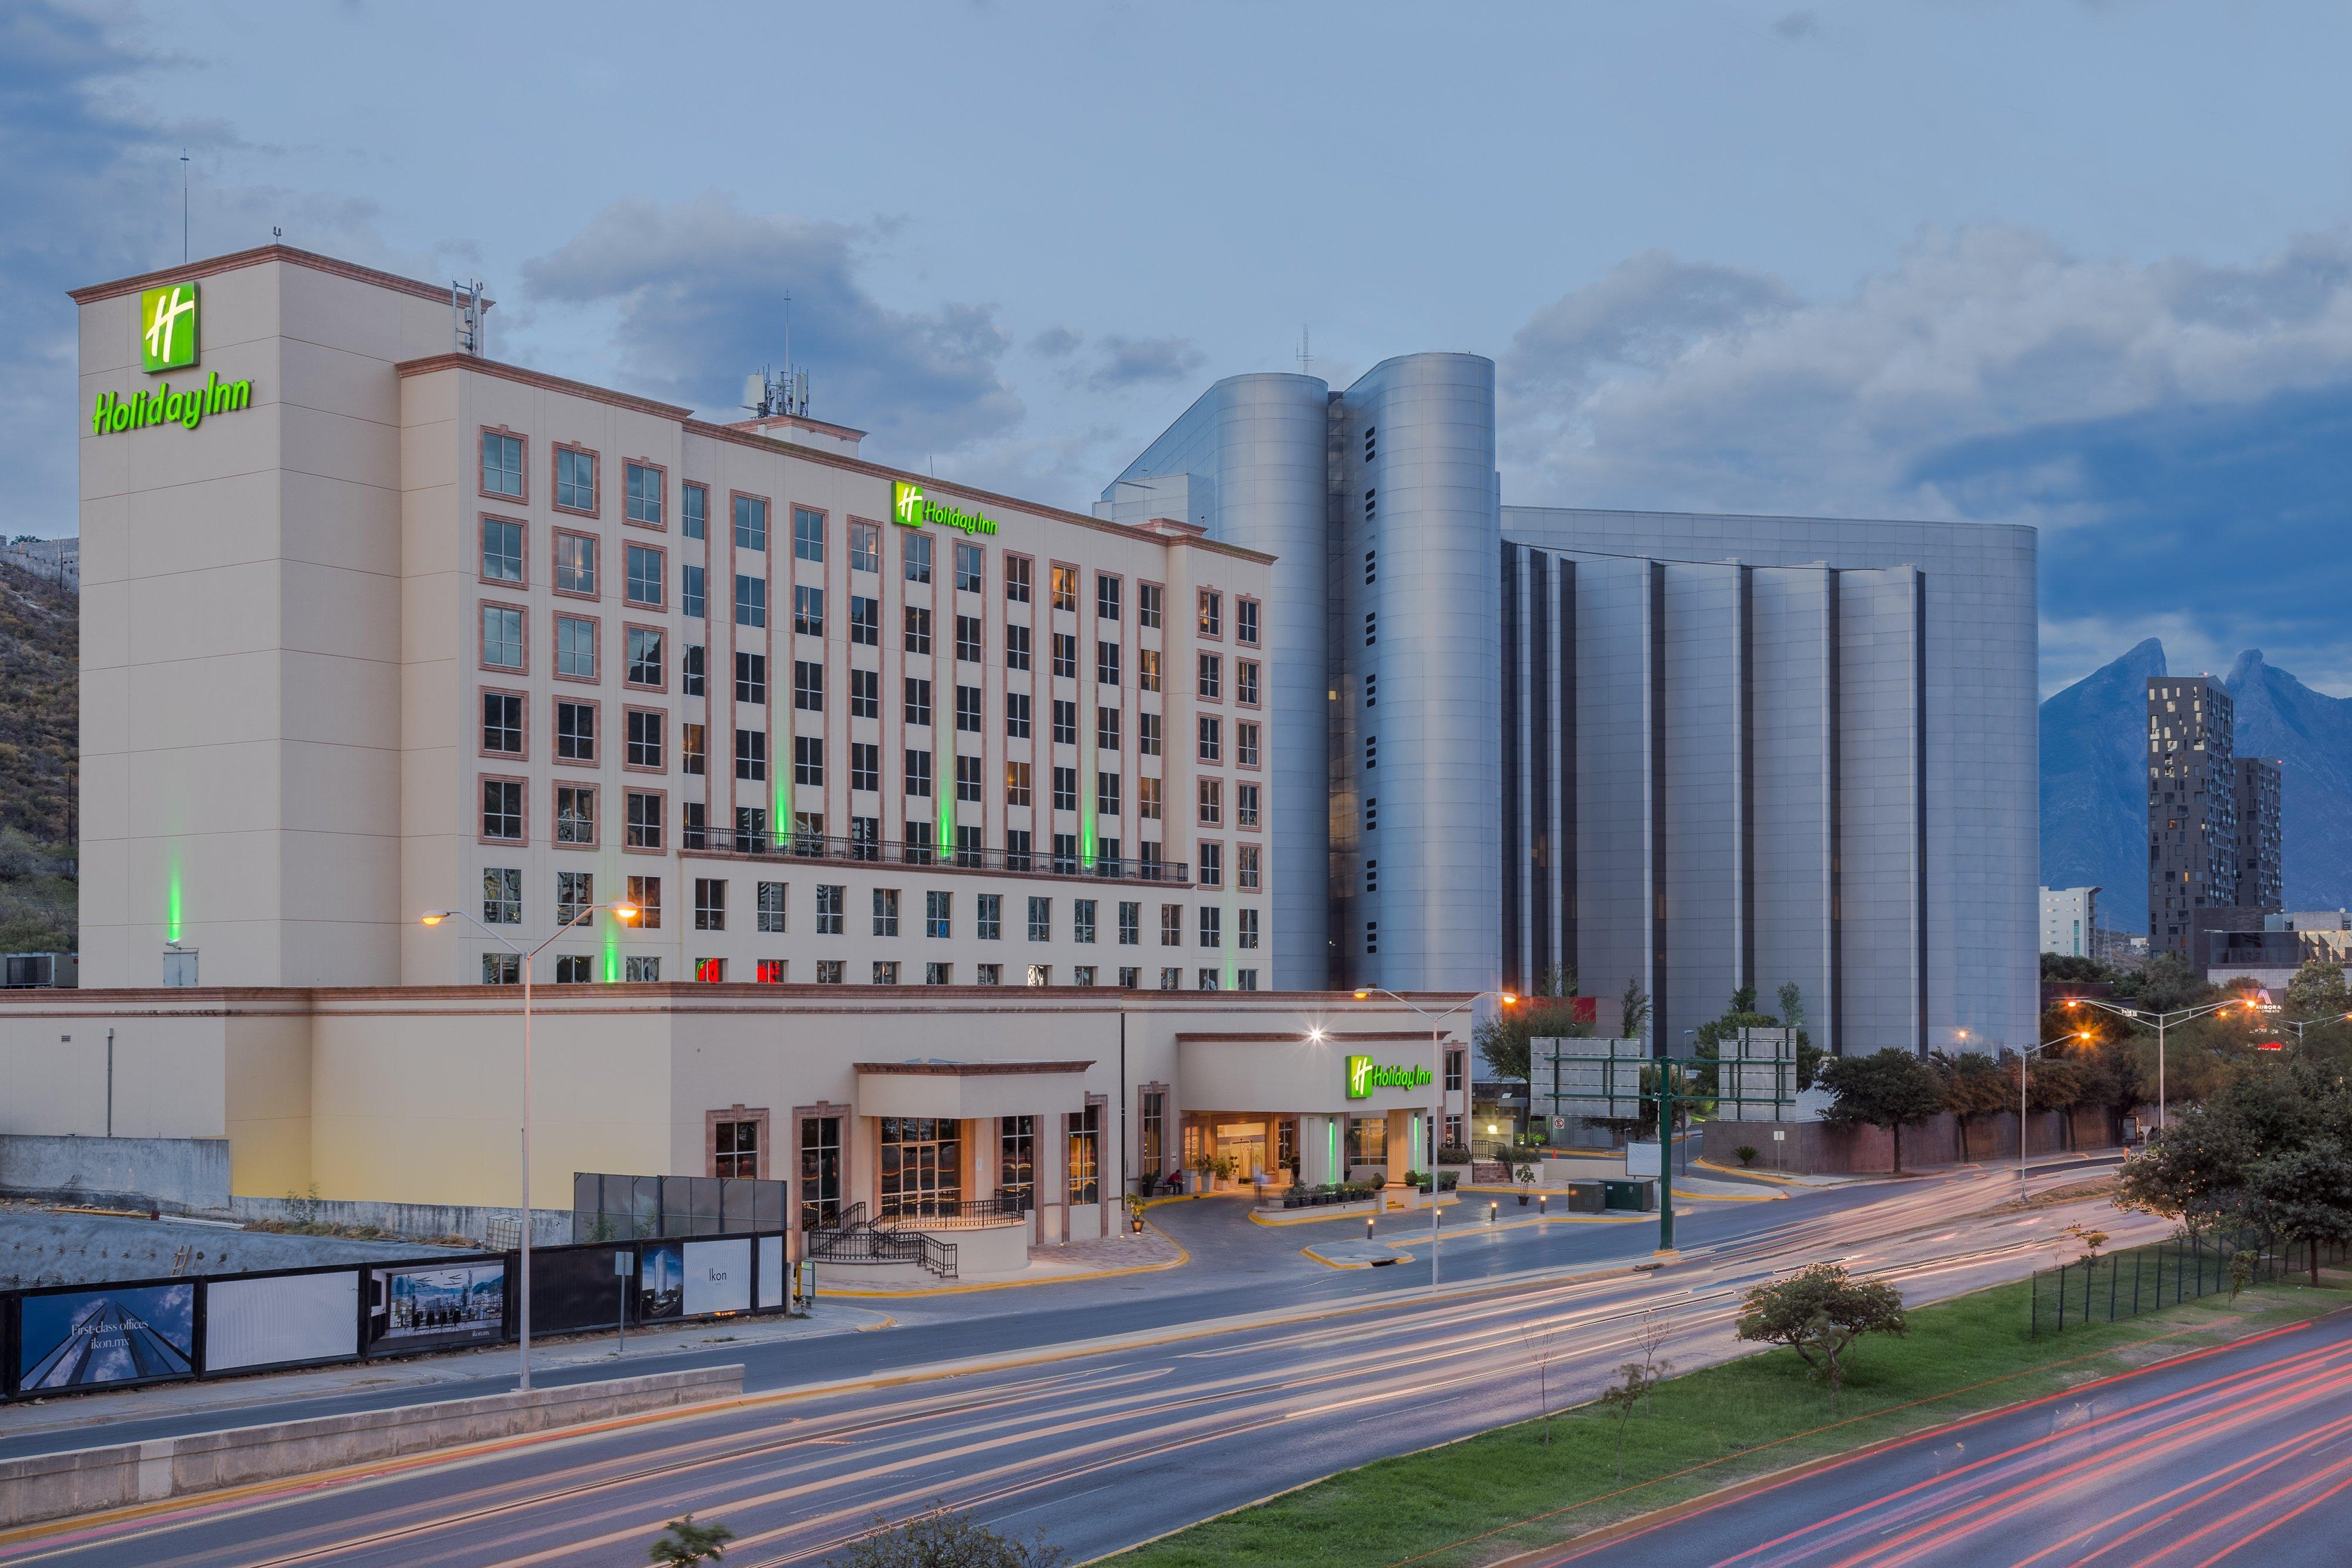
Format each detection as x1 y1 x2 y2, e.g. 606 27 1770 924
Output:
1103 1272 2350 1567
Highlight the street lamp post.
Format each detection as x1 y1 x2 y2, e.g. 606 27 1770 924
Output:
2016 1032 2092 1181
421 900 638 1390
1352 987 1517 1294
2063 995 2252 1132
2266 1011 2352 1049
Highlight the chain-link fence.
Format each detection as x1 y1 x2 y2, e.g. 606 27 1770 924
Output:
572 1172 787 1241
2030 1226 2351 1337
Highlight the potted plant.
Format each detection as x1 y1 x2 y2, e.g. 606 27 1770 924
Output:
1513 1156 1538 1203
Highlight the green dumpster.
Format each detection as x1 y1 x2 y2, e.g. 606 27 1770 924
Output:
1602 1178 1656 1212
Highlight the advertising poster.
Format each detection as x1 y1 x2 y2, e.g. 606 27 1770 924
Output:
683 1238 752 1316
638 1241 684 1322
205 1272 360 1373
367 1261 506 1353
18 1283 196 1392
528 1246 629 1336
757 1235 785 1310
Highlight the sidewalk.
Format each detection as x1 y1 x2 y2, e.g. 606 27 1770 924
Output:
824 1226 1187 1296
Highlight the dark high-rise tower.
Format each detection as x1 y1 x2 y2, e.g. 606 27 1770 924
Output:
2147 676 2240 961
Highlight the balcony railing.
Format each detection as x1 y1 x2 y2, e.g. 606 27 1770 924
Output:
673 830 1191 886
875 1195 1029 1231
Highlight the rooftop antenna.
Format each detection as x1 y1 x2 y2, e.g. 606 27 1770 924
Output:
1297 326 1312 377
452 279 486 356
180 151 190 263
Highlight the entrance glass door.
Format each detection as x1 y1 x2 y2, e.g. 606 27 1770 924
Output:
1215 1121 1268 1179
879 1117 963 1219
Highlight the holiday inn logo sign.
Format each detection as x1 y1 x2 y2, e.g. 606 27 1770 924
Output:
90 279 257 437
1346 1055 1434 1099
892 480 999 537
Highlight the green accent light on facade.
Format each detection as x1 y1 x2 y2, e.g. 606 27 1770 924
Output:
602 916 620 983
938 744 954 857
165 854 183 944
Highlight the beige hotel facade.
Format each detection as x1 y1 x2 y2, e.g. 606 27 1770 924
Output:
0 245 1475 1249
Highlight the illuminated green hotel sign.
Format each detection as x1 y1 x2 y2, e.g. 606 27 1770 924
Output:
1346 1055 1434 1100
893 480 998 536
89 280 257 436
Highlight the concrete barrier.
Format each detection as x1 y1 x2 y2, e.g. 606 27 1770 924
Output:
0 1363 742 1529
0 1134 230 1213
222 1194 572 1247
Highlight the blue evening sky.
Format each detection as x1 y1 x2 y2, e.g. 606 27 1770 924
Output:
6 1 2349 693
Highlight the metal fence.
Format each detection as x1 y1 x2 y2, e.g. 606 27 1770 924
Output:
2030 1226 2352 1337
572 1172 788 1241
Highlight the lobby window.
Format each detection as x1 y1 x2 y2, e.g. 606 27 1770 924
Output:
1138 648 1161 693
956 540 984 593
874 887 900 937
851 667 880 720
734 494 769 551
1052 632 1078 679
556 615 597 680
1198 590 1221 638
483 691 523 756
977 893 1003 941
816 884 845 934
905 678 932 728
1006 623 1031 671
555 447 598 513
794 735 824 786
1198 778 1221 827
1028 896 1052 942
626 626 663 687
626 790 663 849
757 881 786 933
1118 902 1140 945
1140 1090 1165 1174
1097 574 1121 621
625 462 663 526
734 651 767 705
1138 583 1162 629
626 874 662 929
554 955 593 984
681 722 706 775
1051 564 1078 611
904 532 933 584
999 1116 1035 1212
734 574 766 628
482 779 523 841
1074 899 1097 945
1067 1105 1100 1205
555 785 596 846
556 871 594 927
850 594 880 646
905 605 931 655
1197 653 1221 700
1005 553 1033 603
626 544 662 607
1053 699 1078 745
1238 907 1259 950
1238 842 1261 890
483 952 521 985
1160 904 1182 947
1199 905 1222 948
681 564 706 620
482 867 522 926
956 614 983 663
735 729 766 781
957 754 982 803
1198 716 1221 764
1139 713 1161 757
926 890 953 938
1347 1116 1387 1168
1097 771 1122 820
1097 640 1121 686
626 957 661 982
1006 691 1031 739
956 684 982 734
794 506 825 564
879 1115 958 1216
682 483 707 539
555 700 596 763
850 521 880 573
695 878 726 930
482 432 524 499
481 516 524 583
1238 597 1259 646
794 584 823 637
853 742 881 794
757 959 784 983
1097 706 1121 751
1237 661 1259 706
482 605 525 671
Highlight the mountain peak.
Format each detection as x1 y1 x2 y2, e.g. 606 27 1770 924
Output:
2229 648 2267 687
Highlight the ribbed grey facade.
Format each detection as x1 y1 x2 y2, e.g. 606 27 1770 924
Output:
1107 354 2039 1059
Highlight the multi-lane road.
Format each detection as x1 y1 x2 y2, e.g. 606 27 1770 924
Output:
2 1163 2172 1567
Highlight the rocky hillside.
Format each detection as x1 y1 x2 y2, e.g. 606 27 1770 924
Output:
0 557 76 951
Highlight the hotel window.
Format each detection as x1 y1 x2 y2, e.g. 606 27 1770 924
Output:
1097 771 1122 818
1238 842 1261 890
851 667 880 719
1139 1089 1165 1174
1237 722 1261 768
681 800 706 849
556 870 594 927
555 955 593 984
794 734 824 786
1050 564 1078 611
1197 778 1221 826
1236 784 1261 831
555 785 596 845
1074 899 1097 944
1238 907 1259 950
1138 648 1161 693
793 506 824 563
1096 706 1121 751
850 521 880 573
733 651 767 705
626 626 663 687
482 605 524 671
1138 777 1161 821
1138 713 1161 758
1118 902 1140 945
926 890 953 938
626 710 662 770
1237 969 1257 992
977 893 1003 941
625 544 662 607
482 867 522 925
711 1116 759 1179
757 959 784 983
904 677 932 728
956 540 984 593
1238 598 1259 646
816 884 845 934
1066 1104 1102 1206
1198 590 1221 638
555 700 596 763
555 448 597 513
998 1116 1034 1212
694 878 726 930
481 516 523 583
904 748 932 797
1445 1049 1465 1094
1198 841 1222 888
900 531 937 586
1197 969 1220 991
1237 660 1259 705
1347 1116 1387 1167
736 729 766 781
1140 842 1163 879
681 564 706 619
682 483 706 539
555 616 597 680
1005 554 1033 603
482 691 523 756
1198 716 1221 763
1005 691 1031 739
852 742 881 793
1097 574 1121 621
1097 641 1120 686
925 962 952 985
1160 967 1182 990
1028 964 1051 987
816 959 845 984
1052 632 1077 679
1004 760 1033 807
1098 834 1121 870
625 462 663 526
696 958 725 983
1160 904 1182 947
1053 833 1080 875
1026 896 1051 941
904 605 931 654
955 684 981 734
873 887 900 937
1053 765 1078 813
733 494 768 551
681 722 706 775
482 431 523 499
793 584 823 636
850 594 879 646
957 754 982 803
956 614 983 663
1197 654 1221 700
485 951 520 985
626 789 663 848
1138 583 1162 628
1006 624 1031 671
734 575 766 628
626 874 662 929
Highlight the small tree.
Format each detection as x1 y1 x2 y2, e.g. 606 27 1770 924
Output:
1619 978 1653 1044
2064 1222 2109 1267
1735 1263 1906 1404
1522 1321 1558 1444
2229 1249 2259 1302
837 1506 1067 1568
649 1516 736 1567
1595 1359 1661 1479
1818 1049 1946 1172
1932 1051 2009 1162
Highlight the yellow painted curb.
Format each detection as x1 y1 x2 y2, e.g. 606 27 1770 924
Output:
1248 1195 1461 1227
1693 1156 1813 1186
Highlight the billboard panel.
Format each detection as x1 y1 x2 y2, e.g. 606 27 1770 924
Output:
638 1241 684 1322
18 1283 196 1393
366 1261 506 1353
529 1246 629 1336
757 1235 784 1310
683 1239 751 1316
205 1272 360 1373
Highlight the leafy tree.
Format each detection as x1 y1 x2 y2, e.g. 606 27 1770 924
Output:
2127 952 2209 1015
2117 1058 2350 1248
1619 978 1653 1044
2248 1141 2352 1285
1818 1049 1946 1172
1932 1051 2009 1162
1778 982 1823 1089
1475 964 1586 1101
2040 953 2114 983
2283 958 2350 1020
1733 1262 1906 1400
649 1516 736 1567
836 1507 1067 1568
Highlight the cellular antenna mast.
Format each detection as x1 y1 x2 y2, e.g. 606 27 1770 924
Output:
181 151 191 263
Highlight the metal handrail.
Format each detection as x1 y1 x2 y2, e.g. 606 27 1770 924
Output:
671 828 1193 886
803 1223 958 1277
875 1196 1027 1231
